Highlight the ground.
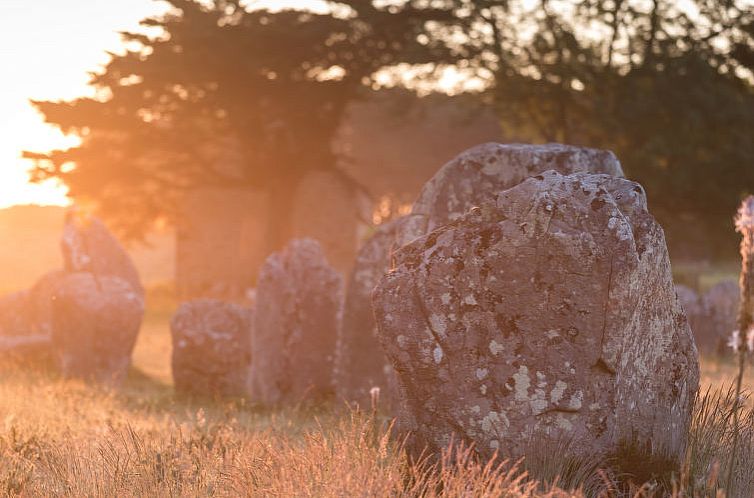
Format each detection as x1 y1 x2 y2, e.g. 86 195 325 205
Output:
0 288 753 497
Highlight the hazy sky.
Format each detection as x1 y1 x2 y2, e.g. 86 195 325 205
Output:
0 0 172 207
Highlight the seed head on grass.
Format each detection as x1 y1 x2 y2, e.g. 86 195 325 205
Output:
726 195 754 495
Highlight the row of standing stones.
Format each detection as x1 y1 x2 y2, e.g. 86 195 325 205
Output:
0 211 145 384
172 143 700 469
0 143 705 469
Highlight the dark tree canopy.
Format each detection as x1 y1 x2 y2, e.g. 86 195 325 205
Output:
451 0 754 258
27 0 456 242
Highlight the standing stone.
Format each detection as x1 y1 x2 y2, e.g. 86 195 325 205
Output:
62 210 143 296
0 291 30 337
700 281 739 354
51 272 144 384
170 299 253 397
374 171 699 467
675 284 709 350
251 239 343 404
334 218 403 409
397 143 624 245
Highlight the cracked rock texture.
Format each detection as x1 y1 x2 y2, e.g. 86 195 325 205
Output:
334 218 403 409
374 170 699 466
251 239 343 404
52 272 144 384
171 299 254 397
396 143 624 246
62 211 144 296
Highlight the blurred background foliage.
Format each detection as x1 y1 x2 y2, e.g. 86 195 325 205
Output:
24 0 754 261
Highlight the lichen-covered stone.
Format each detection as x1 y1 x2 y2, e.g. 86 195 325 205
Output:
62 210 143 296
51 272 144 384
374 170 699 467
334 218 403 409
700 281 739 353
251 239 343 404
396 143 624 246
170 299 253 397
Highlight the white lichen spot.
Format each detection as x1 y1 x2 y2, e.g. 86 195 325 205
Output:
441 293 451 305
471 405 481 414
530 389 548 414
536 371 547 388
589 402 601 411
489 440 500 450
556 413 573 431
433 345 443 364
430 314 447 336
546 329 559 339
568 390 584 410
513 366 530 401
464 294 478 305
481 411 501 433
397 335 407 348
480 384 487 395
489 340 504 356
476 368 488 380
551 380 567 404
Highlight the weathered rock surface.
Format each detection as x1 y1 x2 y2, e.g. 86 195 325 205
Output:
374 170 699 466
251 239 343 404
51 272 144 383
62 210 143 296
397 143 624 246
700 281 739 353
334 218 403 409
675 284 707 348
171 299 253 397
0 271 65 356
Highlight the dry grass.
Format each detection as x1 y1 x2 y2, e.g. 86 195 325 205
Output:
0 294 753 497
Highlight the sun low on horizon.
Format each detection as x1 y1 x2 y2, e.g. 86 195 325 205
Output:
0 0 173 209
0 0 336 210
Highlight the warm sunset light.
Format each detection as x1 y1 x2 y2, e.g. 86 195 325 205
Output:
0 1 752 495
0 0 166 208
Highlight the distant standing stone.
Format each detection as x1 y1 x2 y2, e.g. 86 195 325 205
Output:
396 143 624 245
701 280 740 353
171 299 253 397
334 218 403 409
51 272 144 384
251 239 343 404
374 170 698 468
62 210 144 296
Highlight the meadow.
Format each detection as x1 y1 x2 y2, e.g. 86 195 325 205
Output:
0 287 753 498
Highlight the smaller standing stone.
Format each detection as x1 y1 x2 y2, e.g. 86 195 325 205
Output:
51 272 144 384
701 281 740 354
334 218 403 409
675 284 709 350
62 210 143 296
171 299 253 397
251 239 343 404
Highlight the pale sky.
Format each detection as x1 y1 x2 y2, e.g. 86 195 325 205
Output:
0 0 177 208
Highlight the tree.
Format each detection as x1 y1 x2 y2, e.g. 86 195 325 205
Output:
26 0 456 246
452 0 754 258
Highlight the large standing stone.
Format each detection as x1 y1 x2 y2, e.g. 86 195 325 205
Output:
251 239 343 404
334 218 403 409
62 210 143 296
374 171 699 467
170 299 253 397
397 143 625 245
700 281 739 353
51 272 144 383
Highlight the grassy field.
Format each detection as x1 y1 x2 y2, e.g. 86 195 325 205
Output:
1 293 753 497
